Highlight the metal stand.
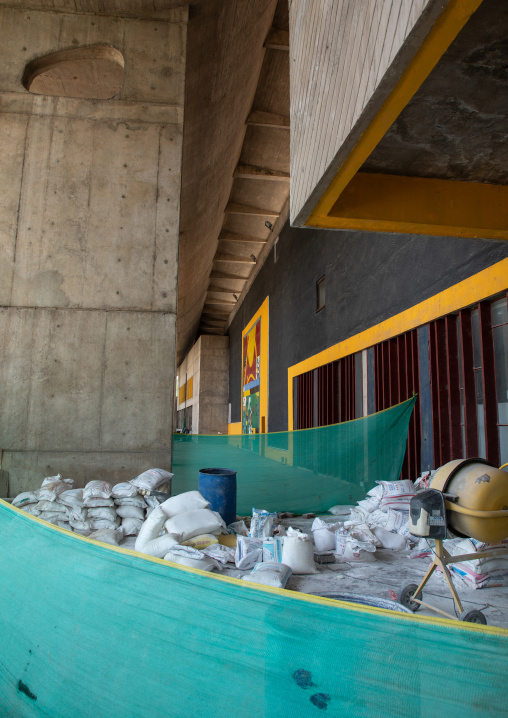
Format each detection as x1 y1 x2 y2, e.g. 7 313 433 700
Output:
399 540 508 624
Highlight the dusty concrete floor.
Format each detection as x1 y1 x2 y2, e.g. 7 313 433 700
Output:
218 515 508 630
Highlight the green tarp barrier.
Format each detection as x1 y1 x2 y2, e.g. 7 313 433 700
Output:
1 499 507 718
172 396 417 514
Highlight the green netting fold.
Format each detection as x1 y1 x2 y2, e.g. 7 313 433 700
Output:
172 396 417 514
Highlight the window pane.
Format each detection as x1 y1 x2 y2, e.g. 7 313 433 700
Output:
491 297 508 327
493 324 508 425
475 369 486 458
471 308 482 368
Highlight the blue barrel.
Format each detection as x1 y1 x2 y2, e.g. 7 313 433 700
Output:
198 468 237 526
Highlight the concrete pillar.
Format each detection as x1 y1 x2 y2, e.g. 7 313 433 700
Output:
0 6 187 494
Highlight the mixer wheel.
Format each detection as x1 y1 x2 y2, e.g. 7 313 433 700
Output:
459 609 487 625
398 583 421 612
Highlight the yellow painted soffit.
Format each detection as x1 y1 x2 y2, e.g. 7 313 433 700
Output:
306 0 484 225
287 258 508 429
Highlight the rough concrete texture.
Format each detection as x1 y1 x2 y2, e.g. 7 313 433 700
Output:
176 335 229 434
363 0 508 185
0 6 186 492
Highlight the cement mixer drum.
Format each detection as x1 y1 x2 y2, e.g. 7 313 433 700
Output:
431 458 508 543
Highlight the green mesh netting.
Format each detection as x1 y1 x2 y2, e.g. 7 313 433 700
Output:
172 396 417 514
1 499 507 718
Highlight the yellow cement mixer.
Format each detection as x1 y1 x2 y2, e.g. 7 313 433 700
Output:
398 458 508 624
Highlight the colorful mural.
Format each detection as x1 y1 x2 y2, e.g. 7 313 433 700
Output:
242 319 261 433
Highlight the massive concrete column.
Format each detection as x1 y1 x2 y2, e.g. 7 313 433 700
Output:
0 6 187 494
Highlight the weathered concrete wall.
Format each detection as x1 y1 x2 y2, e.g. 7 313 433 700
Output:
0 6 187 494
176 335 229 434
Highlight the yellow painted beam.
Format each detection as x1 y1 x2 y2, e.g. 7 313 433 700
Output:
311 173 508 240
306 0 484 225
287 258 508 430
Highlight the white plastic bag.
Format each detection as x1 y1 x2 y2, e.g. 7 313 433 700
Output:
249 508 277 538
160 491 209 518
242 562 292 589
87 506 118 521
59 489 84 510
115 496 146 509
120 517 143 536
88 528 123 546
35 500 68 514
281 529 317 574
202 543 235 564
11 492 38 508
36 479 69 502
164 508 225 542
163 548 218 572
372 526 407 550
83 497 115 508
262 537 284 563
130 468 173 491
312 518 343 552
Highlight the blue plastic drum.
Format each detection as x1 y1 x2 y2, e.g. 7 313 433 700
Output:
198 468 237 526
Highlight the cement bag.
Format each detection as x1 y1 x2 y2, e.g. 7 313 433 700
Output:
135 506 180 557
335 533 376 562
202 543 235 564
181 534 218 550
163 547 218 572
87 507 118 521
115 504 145 520
59 489 84 510
88 528 123 546
160 491 209 518
235 537 263 569
70 519 92 533
66 506 88 522
12 492 38 508
378 480 415 511
164 509 226 542
242 562 292 589
281 529 317 574
83 481 113 502
111 482 138 499
36 479 70 502
38 511 64 524
312 518 342 552
262 537 284 562
130 468 173 491
249 508 277 538
21 505 42 516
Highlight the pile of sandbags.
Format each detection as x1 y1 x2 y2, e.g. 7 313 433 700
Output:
314 479 418 561
444 537 508 589
10 468 173 541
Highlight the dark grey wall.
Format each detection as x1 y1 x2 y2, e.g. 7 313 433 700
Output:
228 223 508 430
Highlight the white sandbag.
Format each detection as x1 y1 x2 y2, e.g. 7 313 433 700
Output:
160 490 209 518
164 548 218 572
69 519 92 532
35 479 70 502
65 506 87 522
41 474 72 487
249 508 277 538
378 480 415 511
88 528 123 546
242 562 292 589
281 529 317 574
164 508 226 542
134 506 180 557
312 518 342 552
89 517 121 531
21 505 41 516
115 496 146 510
235 536 263 569
35 500 68 514
38 511 64 524
115 504 145 520
328 504 356 517
335 533 377 562
56 520 71 530
83 481 113 501
121 517 143 536
72 527 91 536
59 489 84 509
84 497 115 508
111 482 139 499
87 506 118 521
130 468 173 491
11 492 38 508
372 526 407 550
227 520 249 536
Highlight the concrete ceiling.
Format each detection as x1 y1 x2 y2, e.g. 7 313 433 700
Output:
362 0 508 185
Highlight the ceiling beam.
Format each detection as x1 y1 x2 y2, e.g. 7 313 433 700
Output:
214 254 257 264
247 110 290 129
205 298 236 307
234 164 290 181
209 271 248 281
225 202 279 217
219 230 268 243
202 307 231 317
207 286 240 296
264 28 289 51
